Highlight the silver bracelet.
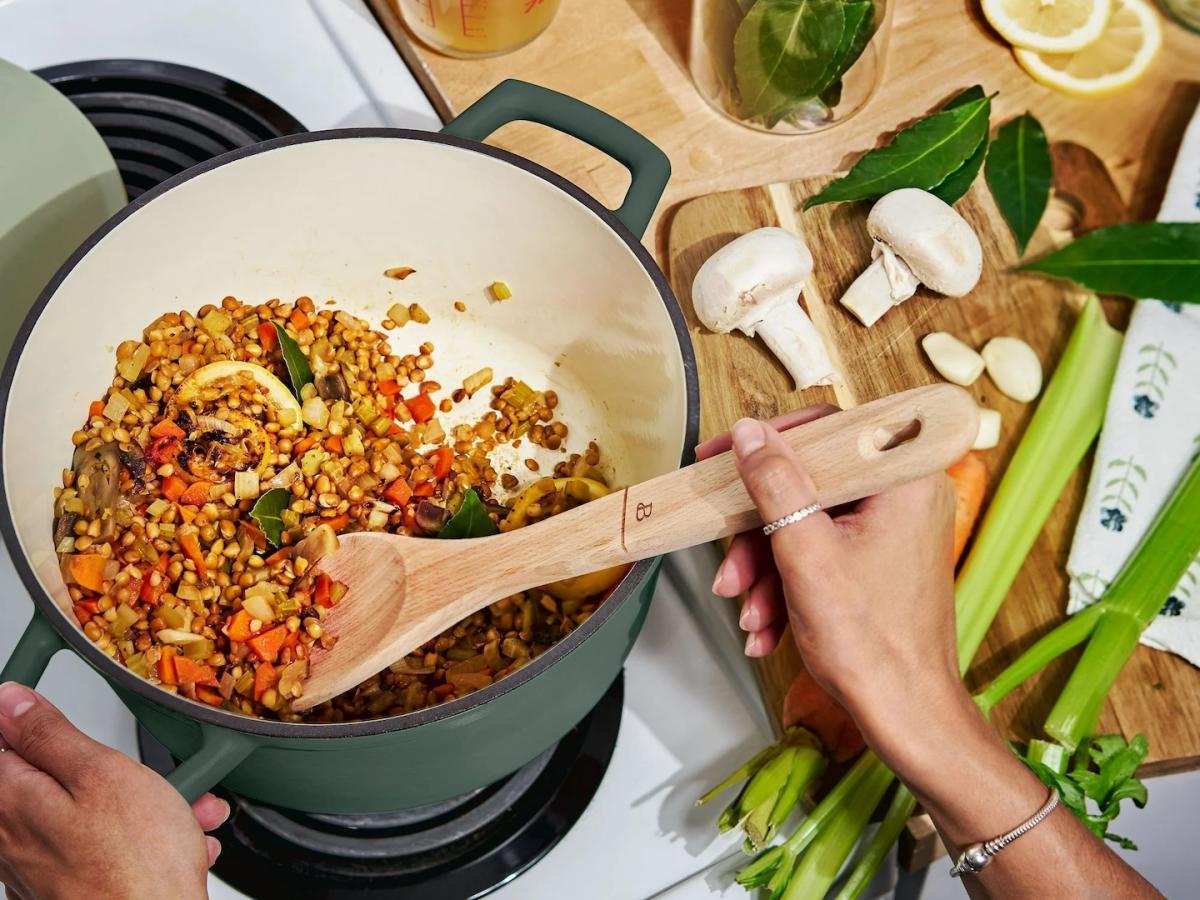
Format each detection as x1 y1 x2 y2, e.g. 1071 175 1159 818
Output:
950 787 1059 878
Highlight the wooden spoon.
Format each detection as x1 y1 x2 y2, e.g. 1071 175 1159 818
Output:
293 384 978 710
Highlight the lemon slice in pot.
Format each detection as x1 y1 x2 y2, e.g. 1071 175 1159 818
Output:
177 360 302 420
982 0 1113 52
1013 0 1161 97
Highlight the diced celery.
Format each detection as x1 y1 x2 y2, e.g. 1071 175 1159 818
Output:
116 343 151 383
157 605 187 629
343 429 364 455
158 523 176 540
183 638 214 661
63 497 85 514
109 603 139 637
490 281 512 301
370 416 392 437
201 310 232 335
125 652 149 678
352 396 378 425
301 448 326 476
235 670 255 696
276 594 301 616
281 509 301 528
146 498 171 518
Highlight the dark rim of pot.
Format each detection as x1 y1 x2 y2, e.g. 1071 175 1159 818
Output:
0 127 700 739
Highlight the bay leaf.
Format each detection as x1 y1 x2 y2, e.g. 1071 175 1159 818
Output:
929 86 990 205
804 88 990 208
986 113 1052 254
249 488 291 548
272 322 313 401
439 489 499 539
1019 222 1200 304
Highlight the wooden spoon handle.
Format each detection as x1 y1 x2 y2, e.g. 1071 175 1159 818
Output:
619 383 977 559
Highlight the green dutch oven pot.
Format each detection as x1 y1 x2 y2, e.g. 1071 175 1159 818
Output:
0 80 698 813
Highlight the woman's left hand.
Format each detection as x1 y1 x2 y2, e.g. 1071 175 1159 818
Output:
0 681 228 900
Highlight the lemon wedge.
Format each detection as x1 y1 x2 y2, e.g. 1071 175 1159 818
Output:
177 361 302 420
982 0 1113 52
1014 0 1162 97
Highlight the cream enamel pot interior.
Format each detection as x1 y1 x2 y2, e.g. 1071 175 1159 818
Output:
0 81 699 812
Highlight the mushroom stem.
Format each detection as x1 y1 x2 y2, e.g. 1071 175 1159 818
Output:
754 301 840 389
839 252 919 327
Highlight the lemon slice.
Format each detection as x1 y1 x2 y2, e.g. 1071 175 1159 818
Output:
1014 0 1162 97
982 0 1113 52
177 361 302 419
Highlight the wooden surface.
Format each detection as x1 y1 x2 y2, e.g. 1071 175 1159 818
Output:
664 143 1200 779
369 0 1200 263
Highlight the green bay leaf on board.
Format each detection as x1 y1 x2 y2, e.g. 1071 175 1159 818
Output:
804 87 991 208
1019 222 1200 304
734 0 846 122
928 86 990 205
986 112 1052 254
272 322 314 401
249 488 291 547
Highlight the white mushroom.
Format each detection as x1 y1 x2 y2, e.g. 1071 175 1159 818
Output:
692 227 839 390
839 188 983 327
982 336 1043 402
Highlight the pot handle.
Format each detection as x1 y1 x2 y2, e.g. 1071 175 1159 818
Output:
166 723 259 804
1 611 66 687
441 79 670 238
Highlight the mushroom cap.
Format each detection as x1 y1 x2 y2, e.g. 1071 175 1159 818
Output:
691 227 814 334
867 189 982 297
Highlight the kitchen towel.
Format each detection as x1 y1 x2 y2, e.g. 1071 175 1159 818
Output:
1066 102 1200 664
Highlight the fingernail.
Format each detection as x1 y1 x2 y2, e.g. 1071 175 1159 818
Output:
0 682 36 720
731 419 766 459
739 604 760 631
744 632 761 656
712 559 729 595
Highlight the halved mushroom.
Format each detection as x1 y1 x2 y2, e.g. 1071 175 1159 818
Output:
840 189 983 327
692 227 840 390
71 442 123 540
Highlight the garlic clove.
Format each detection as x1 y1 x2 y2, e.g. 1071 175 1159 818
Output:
973 406 1002 450
921 332 985 386
982 337 1043 402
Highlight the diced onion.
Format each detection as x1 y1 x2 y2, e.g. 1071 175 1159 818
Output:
155 628 207 645
234 470 260 500
302 396 329 429
103 392 130 423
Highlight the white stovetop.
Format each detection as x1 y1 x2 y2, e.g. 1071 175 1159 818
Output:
0 2 1194 898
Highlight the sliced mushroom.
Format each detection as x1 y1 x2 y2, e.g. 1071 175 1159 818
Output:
415 499 451 535
315 372 350 402
71 442 122 539
840 189 983 327
692 227 840 390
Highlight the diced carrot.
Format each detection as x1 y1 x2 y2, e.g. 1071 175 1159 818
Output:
162 475 187 501
225 609 254 643
158 647 179 685
413 480 435 498
430 446 453 481
377 379 402 397
248 625 288 664
258 321 278 351
150 419 185 440
240 521 268 550
265 546 292 566
178 505 198 524
293 435 317 454
404 393 436 424
68 554 109 592
88 400 105 419
253 661 280 702
282 629 302 651
432 683 455 698
179 529 208 580
782 667 865 763
324 435 343 454
403 509 419 532
382 478 413 507
73 601 99 624
289 309 309 331
947 451 988 564
195 687 224 706
139 555 170 604
146 435 182 466
179 481 211 507
389 423 403 436
324 514 350 532
174 656 218 687
314 573 332 608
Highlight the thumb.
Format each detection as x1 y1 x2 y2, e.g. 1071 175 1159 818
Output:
0 682 108 791
730 419 840 575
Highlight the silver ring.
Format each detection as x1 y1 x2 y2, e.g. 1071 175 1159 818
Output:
762 502 823 536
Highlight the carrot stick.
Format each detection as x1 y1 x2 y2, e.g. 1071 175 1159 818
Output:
947 451 988 563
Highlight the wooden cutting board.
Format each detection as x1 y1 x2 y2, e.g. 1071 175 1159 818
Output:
666 143 1200 777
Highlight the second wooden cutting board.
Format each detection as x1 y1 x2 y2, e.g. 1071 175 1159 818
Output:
667 144 1200 774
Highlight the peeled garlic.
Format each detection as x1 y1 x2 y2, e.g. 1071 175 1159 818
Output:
921 332 985 386
973 407 1002 450
982 337 1042 402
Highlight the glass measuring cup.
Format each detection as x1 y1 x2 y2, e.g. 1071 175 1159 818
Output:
394 0 561 58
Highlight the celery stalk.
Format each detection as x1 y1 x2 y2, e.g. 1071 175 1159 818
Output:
1045 455 1200 750
956 296 1123 667
834 785 917 900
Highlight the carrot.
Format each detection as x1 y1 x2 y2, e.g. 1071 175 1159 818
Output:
179 480 211 507
158 647 179 685
404 393 436 424
382 478 413 507
377 379 402 397
240 521 268 550
139 555 170 604
150 419 185 440
782 667 865 763
253 661 280 702
68 554 109 592
224 609 254 643
179 529 208 580
388 423 403 436
73 601 99 625
314 573 332 608
413 480 435 498
178 505 198 524
282 629 302 652
293 435 317 455
289 309 309 331
432 683 455 699
324 513 350 532
174 656 218 687
161 475 187 501
195 687 224 707
430 446 453 481
87 399 105 419
258 321 278 351
947 451 988 564
264 546 292 566
324 435 343 454
248 625 289 664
